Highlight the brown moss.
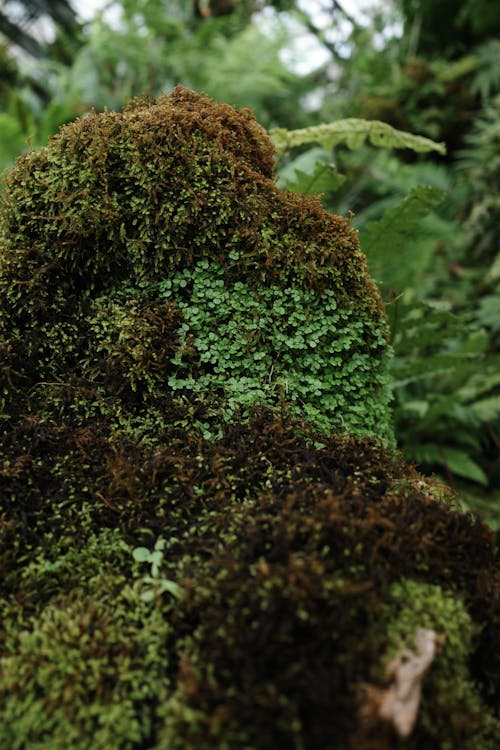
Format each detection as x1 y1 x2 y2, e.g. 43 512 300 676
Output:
0 85 383 328
0 406 499 748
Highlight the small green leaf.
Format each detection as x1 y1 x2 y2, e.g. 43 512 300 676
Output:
472 396 500 422
360 185 445 261
401 399 429 417
139 588 156 603
158 579 183 599
279 158 346 196
132 547 151 563
441 447 488 485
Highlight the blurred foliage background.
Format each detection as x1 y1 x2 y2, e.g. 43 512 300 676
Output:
1 0 499 527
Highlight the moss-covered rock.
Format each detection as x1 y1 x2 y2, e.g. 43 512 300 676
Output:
0 84 390 438
0 87 498 749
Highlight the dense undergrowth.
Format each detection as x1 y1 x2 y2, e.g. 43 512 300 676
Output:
1 0 499 514
0 87 499 749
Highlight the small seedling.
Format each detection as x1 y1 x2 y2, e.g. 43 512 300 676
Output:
132 538 183 602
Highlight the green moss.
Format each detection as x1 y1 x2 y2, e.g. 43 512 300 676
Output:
0 576 173 750
0 87 498 748
0 85 391 439
376 579 500 749
0 410 499 748
84 293 183 397
0 86 382 323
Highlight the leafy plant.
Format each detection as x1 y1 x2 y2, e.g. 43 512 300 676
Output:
389 299 500 488
276 146 346 196
0 43 499 746
132 538 183 602
271 118 446 155
358 183 445 291
274 107 499 504
0 112 28 170
159 260 392 439
470 39 500 101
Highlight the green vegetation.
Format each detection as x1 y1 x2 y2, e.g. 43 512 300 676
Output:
1 2 499 747
160 261 390 436
0 85 391 441
1 83 499 750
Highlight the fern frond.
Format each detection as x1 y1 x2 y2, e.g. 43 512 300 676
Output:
357 185 445 291
359 185 445 260
486 256 500 283
390 353 475 387
439 447 488 485
404 442 488 485
458 362 500 401
471 40 500 100
471 396 500 423
281 161 345 196
477 293 500 328
391 306 465 352
270 120 446 155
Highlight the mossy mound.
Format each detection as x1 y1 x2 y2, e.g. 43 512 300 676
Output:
0 85 381 313
0 88 499 749
0 411 499 749
0 84 390 438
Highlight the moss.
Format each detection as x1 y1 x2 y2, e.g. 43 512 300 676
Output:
84 293 183 397
0 88 498 748
0 84 391 439
0 410 499 749
0 575 173 750
0 85 382 323
373 580 500 749
149 418 499 750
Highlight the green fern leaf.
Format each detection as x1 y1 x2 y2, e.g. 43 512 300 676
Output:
407 443 487 485
359 185 445 261
392 312 465 352
404 442 443 466
471 396 500 422
471 40 500 101
440 447 488 485
283 163 346 196
270 120 446 155
390 354 469 386
459 363 500 401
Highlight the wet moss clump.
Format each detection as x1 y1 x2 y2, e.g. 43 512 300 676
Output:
0 84 390 438
0 87 499 749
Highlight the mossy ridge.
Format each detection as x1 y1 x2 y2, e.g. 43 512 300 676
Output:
0 263 392 441
0 407 402 599
0 84 383 330
1 410 498 749
156 419 499 749
0 85 392 438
